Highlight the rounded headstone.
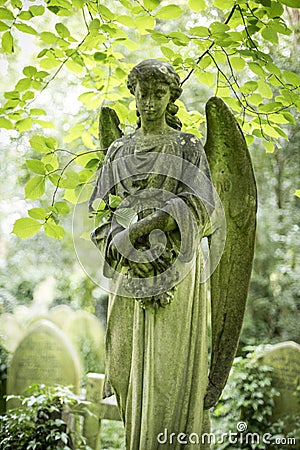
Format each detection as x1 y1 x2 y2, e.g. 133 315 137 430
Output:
260 341 300 431
7 320 81 408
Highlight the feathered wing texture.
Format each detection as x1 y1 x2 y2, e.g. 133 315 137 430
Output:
98 106 123 152
89 107 123 211
204 97 257 409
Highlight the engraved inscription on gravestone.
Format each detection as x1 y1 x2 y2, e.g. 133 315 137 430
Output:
260 341 300 430
7 320 81 409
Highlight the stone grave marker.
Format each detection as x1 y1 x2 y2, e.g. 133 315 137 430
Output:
7 319 81 409
260 341 300 430
63 310 105 373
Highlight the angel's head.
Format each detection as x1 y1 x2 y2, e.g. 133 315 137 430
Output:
127 59 182 130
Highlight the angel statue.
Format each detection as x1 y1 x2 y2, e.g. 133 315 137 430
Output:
88 59 257 450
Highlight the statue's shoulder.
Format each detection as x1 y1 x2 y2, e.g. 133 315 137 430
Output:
105 133 134 161
171 130 204 162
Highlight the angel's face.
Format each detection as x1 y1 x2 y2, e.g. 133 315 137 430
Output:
135 79 171 124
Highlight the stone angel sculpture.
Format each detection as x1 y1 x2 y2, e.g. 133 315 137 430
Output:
88 59 257 450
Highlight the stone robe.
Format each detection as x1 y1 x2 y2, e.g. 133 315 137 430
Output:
90 129 213 450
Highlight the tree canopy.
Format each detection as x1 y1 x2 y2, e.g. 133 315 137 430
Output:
0 0 299 239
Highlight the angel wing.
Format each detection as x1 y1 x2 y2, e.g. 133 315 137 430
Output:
204 97 257 408
98 106 123 152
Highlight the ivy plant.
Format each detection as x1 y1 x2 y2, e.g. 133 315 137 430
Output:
0 384 91 450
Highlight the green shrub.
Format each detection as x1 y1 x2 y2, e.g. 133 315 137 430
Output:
211 347 299 450
0 384 91 450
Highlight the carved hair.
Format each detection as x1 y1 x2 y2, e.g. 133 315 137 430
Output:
127 59 182 131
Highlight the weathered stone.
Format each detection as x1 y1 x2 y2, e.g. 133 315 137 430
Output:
83 373 121 449
62 310 105 372
88 59 256 450
260 341 300 430
204 97 257 407
7 320 81 409
49 304 75 329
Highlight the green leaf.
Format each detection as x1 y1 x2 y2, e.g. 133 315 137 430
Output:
55 22 70 38
199 55 212 70
114 208 138 228
25 176 45 199
257 80 273 99
28 207 47 220
14 23 37 35
12 218 42 238
54 201 70 214
109 194 122 209
135 15 156 33
0 20 9 31
263 140 274 153
29 5 45 15
160 45 174 59
30 135 57 153
15 77 31 91
261 26 278 44
210 22 230 34
156 5 183 19
190 26 210 38
49 173 60 186
240 81 258 94
230 57 245 70
267 2 284 18
188 0 206 11
98 4 114 20
40 58 61 69
44 221 66 240
19 10 32 20
279 0 300 6
65 60 83 73
89 18 100 33
59 171 79 188
197 71 215 87
283 70 300 86
0 7 14 20
30 108 46 116
23 65 37 77
143 0 159 10
40 31 58 44
116 15 135 28
248 62 266 77
169 31 190 46
213 0 234 9
2 31 13 53
16 118 33 131
248 93 262 106
26 159 46 174
0 117 13 129
42 153 59 170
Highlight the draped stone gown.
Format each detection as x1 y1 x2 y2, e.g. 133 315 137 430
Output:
90 129 213 450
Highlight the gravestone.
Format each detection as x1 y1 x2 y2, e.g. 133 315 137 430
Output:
49 304 75 329
260 341 300 430
62 310 105 373
7 320 81 409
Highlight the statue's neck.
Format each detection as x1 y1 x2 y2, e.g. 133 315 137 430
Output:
140 117 169 136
